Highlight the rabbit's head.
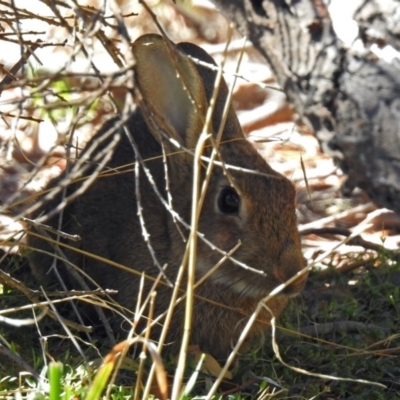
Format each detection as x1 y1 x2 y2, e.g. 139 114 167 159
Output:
132 34 307 305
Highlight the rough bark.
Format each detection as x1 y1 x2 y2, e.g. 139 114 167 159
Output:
212 0 400 215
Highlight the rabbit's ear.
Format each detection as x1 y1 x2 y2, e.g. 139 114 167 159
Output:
132 34 208 153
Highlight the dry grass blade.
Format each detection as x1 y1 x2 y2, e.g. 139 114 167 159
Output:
269 316 386 389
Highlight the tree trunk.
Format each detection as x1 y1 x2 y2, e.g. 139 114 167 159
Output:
212 0 400 215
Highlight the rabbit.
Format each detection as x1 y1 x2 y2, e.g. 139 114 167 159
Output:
27 33 307 360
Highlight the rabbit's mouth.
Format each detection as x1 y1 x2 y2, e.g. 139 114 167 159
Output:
279 272 308 297
272 261 308 297
199 264 307 300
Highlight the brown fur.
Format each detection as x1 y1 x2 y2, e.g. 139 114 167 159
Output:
27 34 307 360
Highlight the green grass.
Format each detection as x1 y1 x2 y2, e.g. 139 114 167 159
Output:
1 249 399 399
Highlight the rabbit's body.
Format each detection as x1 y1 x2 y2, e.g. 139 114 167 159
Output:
28 34 307 359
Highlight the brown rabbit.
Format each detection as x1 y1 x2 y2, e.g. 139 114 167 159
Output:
28 34 307 359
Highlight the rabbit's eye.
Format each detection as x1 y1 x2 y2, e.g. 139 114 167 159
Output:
218 187 240 215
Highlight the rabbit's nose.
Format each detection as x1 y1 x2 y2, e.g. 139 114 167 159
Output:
273 244 308 295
